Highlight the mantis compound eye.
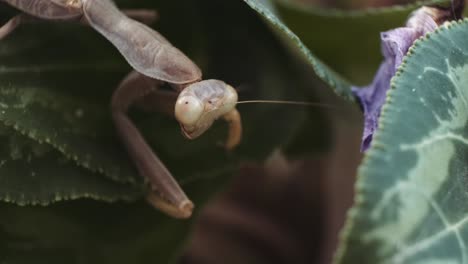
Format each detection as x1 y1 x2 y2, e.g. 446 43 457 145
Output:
175 95 204 126
175 80 240 142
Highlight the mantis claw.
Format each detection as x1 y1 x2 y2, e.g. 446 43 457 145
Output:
0 15 22 40
223 109 242 150
146 192 194 219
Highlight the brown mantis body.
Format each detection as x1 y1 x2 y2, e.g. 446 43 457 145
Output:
0 0 243 218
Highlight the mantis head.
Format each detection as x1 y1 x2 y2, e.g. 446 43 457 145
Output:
66 0 83 9
175 79 238 140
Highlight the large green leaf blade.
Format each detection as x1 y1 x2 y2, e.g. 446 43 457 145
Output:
242 0 450 98
272 0 449 84
242 0 354 100
0 21 143 186
0 169 227 264
0 127 141 205
336 19 468 263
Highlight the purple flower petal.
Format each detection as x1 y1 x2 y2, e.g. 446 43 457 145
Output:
352 6 448 152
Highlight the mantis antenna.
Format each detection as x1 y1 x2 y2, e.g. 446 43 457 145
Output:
236 100 337 109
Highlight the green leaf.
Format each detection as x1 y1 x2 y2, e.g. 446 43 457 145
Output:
0 20 141 185
0 125 141 205
336 19 468 263
242 0 450 97
272 0 449 85
0 170 228 264
242 0 354 100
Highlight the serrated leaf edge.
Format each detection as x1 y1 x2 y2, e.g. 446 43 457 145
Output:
333 17 468 263
243 0 355 101
0 117 140 186
276 0 449 18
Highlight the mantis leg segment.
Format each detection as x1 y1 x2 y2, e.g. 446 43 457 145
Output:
0 14 22 40
111 71 193 219
222 109 242 150
120 9 158 25
0 8 156 33
82 0 202 84
80 9 158 26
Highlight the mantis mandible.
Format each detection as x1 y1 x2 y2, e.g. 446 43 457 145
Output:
0 0 243 219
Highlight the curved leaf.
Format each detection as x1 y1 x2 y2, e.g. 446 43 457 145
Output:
242 0 449 98
277 0 448 16
0 170 228 264
336 19 468 263
272 0 449 85
0 126 141 205
242 0 354 100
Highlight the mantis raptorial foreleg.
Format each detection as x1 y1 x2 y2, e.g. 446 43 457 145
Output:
0 0 158 40
111 71 194 219
117 9 158 26
222 109 242 150
111 71 243 218
0 0 243 219
0 14 22 39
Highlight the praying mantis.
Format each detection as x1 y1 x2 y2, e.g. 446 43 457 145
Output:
0 0 243 218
